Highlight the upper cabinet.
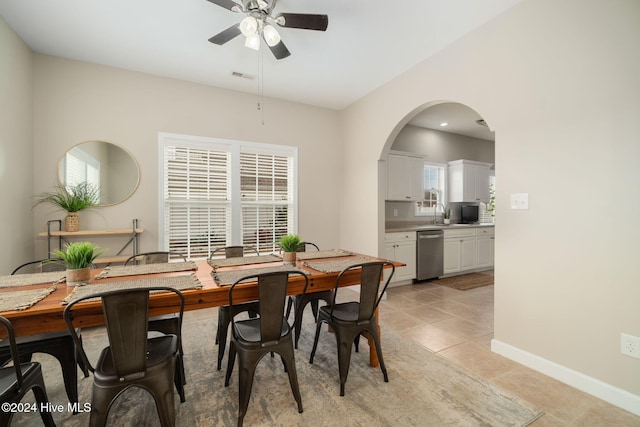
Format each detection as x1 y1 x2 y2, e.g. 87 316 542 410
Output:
387 153 424 201
448 159 492 203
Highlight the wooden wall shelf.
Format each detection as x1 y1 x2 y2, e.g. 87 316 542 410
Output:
38 219 143 266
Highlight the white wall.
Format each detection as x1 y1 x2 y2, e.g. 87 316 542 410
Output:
393 124 495 165
0 16 34 273
340 0 640 414
31 55 342 258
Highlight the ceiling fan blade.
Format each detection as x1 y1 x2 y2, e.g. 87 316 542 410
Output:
275 13 328 31
206 0 242 12
209 24 242 45
267 40 291 60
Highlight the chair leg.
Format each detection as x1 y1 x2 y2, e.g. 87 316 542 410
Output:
367 326 389 383
285 296 294 320
31 371 56 427
335 329 356 396
217 307 231 370
236 352 259 427
308 319 325 364
225 341 237 387
174 353 186 403
281 346 303 413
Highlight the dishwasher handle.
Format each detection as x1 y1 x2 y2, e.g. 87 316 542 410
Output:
419 234 442 239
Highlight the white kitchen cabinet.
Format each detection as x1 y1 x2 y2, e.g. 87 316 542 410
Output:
387 154 424 201
448 159 492 203
383 231 416 283
475 227 495 269
443 228 477 274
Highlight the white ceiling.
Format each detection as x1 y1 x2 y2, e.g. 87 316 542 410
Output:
0 0 521 110
409 103 495 141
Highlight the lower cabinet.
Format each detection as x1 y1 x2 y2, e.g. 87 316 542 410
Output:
475 228 495 269
383 231 417 283
443 227 494 275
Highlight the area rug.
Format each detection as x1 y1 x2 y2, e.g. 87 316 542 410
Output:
13 304 542 426
431 272 494 291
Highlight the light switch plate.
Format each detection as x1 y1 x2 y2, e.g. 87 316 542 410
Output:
510 193 529 209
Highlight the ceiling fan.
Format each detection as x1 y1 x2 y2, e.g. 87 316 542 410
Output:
206 0 329 60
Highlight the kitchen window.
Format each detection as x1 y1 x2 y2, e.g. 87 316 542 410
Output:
416 162 446 216
159 133 297 259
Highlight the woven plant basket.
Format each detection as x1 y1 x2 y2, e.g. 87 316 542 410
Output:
282 251 297 265
64 212 80 232
66 267 90 286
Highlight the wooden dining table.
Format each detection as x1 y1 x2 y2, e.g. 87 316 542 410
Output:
0 252 402 367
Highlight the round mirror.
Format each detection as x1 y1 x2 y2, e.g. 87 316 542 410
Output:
58 141 140 206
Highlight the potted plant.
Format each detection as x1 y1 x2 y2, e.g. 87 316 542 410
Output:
35 182 100 232
52 241 104 286
279 234 302 265
443 207 451 225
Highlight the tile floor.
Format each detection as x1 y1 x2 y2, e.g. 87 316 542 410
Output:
375 272 640 426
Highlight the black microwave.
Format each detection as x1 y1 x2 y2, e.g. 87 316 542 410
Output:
461 205 479 224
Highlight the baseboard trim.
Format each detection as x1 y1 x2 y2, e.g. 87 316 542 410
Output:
491 339 640 416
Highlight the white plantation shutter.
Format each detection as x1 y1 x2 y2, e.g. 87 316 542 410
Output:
160 135 296 259
240 152 293 253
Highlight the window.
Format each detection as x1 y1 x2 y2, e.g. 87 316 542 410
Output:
63 147 101 202
159 134 297 259
416 162 446 216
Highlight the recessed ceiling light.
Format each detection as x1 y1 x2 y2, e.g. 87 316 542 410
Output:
440 122 448 127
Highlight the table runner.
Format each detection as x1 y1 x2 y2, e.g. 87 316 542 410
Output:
294 249 353 261
61 274 202 305
0 285 57 312
207 254 282 269
212 265 305 286
0 272 66 288
95 261 198 279
303 256 375 273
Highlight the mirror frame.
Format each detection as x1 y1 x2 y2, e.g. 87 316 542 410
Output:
57 140 141 207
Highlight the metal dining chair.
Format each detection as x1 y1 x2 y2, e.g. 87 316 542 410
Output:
122 251 188 389
309 261 395 396
63 287 185 427
124 251 187 265
0 260 89 411
210 245 261 370
224 270 308 426
283 242 334 348
0 316 57 427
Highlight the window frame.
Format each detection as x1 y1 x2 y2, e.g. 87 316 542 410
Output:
158 133 298 259
415 161 447 217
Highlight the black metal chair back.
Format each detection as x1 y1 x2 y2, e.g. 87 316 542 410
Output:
64 286 185 426
124 251 187 265
209 246 259 259
0 316 56 427
11 259 65 275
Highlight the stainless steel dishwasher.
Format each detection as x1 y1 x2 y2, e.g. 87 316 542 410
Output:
416 230 444 280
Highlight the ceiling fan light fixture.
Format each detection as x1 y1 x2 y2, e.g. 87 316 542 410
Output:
239 16 258 37
245 32 261 50
263 24 281 46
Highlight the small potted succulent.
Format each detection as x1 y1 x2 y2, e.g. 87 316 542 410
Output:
279 234 302 265
34 182 100 232
52 242 104 286
443 207 451 225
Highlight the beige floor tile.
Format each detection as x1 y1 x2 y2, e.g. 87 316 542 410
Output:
401 323 467 352
429 316 492 339
438 340 520 380
491 366 599 423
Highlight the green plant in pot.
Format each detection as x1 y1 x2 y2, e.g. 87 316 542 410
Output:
34 182 100 232
53 241 104 286
443 207 451 225
280 234 302 265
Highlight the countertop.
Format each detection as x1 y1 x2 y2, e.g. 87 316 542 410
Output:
385 222 495 233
